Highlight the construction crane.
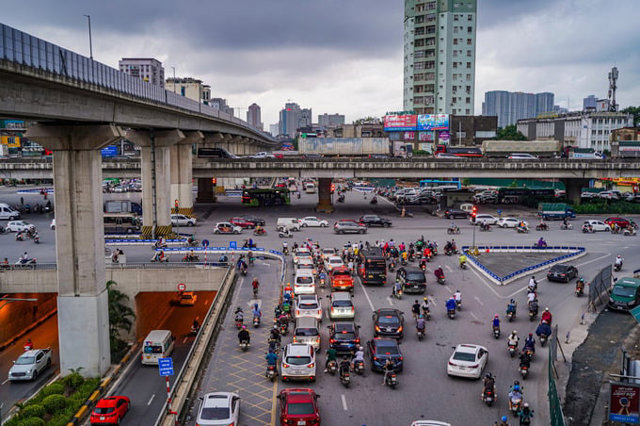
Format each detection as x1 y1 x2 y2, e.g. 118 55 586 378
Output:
608 66 618 112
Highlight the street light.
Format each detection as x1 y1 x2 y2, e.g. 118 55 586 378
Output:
171 66 176 93
83 14 93 60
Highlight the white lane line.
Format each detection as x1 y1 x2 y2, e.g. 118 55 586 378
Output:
473 296 484 306
445 265 452 272
1 378 10 385
357 277 376 312
386 296 395 306
182 337 188 344
470 311 480 321
444 285 452 293
341 394 348 411
147 394 156 405
261 262 270 267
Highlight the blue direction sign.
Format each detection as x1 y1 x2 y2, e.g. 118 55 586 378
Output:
229 241 237 249
202 239 209 248
158 357 174 376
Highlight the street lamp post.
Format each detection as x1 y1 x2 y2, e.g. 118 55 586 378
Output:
171 67 176 93
83 15 93 60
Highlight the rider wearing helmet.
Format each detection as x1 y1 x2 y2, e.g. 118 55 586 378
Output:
492 314 500 330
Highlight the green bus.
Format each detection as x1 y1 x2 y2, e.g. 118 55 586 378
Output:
242 188 291 207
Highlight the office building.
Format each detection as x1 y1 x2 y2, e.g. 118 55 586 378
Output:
211 98 234 116
118 58 165 88
583 95 597 111
278 102 312 137
318 113 345 128
482 91 554 128
247 103 262 130
165 77 211 104
517 111 633 151
403 0 477 116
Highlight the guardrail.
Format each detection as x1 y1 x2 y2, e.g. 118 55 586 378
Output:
462 245 587 285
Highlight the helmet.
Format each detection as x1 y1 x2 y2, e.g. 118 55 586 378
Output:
439 265 442 269
617 254 621 258
545 307 550 312
359 346 363 351
494 314 499 319
242 325 247 330
423 297 428 301
524 402 529 408
502 416 508 422
254 303 259 309
456 289 460 292
513 330 517 335
514 384 521 391
529 333 533 337
419 314 424 319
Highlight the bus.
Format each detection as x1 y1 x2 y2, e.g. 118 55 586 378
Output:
419 179 462 191
242 188 291 207
141 330 175 365
104 213 141 234
435 144 483 157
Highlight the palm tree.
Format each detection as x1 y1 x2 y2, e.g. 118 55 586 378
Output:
106 280 135 344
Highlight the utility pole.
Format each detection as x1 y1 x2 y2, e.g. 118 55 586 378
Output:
171 67 176 93
83 15 93 60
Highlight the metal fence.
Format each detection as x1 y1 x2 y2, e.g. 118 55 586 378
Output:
0 23 274 142
548 324 566 426
588 264 613 312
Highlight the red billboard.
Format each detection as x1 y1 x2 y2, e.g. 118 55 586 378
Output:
384 115 417 132
609 382 640 424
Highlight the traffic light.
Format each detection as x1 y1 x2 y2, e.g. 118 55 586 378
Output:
471 205 478 223
211 178 217 186
331 183 335 193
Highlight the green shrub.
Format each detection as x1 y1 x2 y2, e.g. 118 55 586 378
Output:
48 407 79 426
40 383 64 397
18 404 46 420
572 200 640 214
62 372 84 392
16 418 45 426
42 394 66 414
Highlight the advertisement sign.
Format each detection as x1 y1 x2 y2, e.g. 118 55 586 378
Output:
419 143 434 153
101 146 119 157
384 115 417 132
1 136 21 148
609 382 640 424
438 131 450 142
419 132 434 142
417 114 450 131
403 132 415 141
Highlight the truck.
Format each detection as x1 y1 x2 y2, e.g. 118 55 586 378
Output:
104 200 142 215
482 140 561 158
567 147 603 159
537 203 576 221
298 138 391 157
8 348 52 381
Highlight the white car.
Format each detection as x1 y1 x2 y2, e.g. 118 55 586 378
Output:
497 217 528 228
213 222 242 234
281 343 316 382
598 190 622 200
447 344 488 379
294 294 322 321
251 151 275 159
293 271 316 295
299 216 329 228
295 258 315 275
472 214 498 226
171 214 196 226
8 349 52 381
324 255 344 272
196 392 241 426
293 247 312 265
6 220 35 233
328 292 355 320
583 220 611 232
508 153 538 160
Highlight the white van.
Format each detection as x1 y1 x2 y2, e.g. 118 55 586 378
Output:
276 218 301 232
141 330 175 365
294 271 316 295
0 203 20 220
305 183 316 194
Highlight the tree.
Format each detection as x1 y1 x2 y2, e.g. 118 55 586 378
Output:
621 106 640 126
496 125 527 141
106 280 135 361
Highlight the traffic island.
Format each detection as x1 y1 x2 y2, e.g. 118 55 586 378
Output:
462 245 587 285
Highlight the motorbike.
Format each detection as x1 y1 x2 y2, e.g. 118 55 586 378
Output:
447 227 460 235
508 343 517 358
510 396 523 417
582 224 593 233
370 197 378 205
340 369 351 387
266 365 278 381
520 364 529 380
235 318 244 329
151 253 168 263
437 275 446 285
417 326 425 341
535 223 549 231
187 239 200 247
480 223 491 232
283 246 289 256
24 342 34 351
239 340 250 352
33 235 40 244
560 223 573 230
253 287 259 298
507 310 515 322
15 258 37 267
353 360 365 375
253 229 267 236
575 279 585 297
493 326 501 339
482 387 496 407
393 288 403 300
279 322 288 336
400 258 408 266
182 255 200 262
447 308 456 319
278 230 293 239
189 325 200 336
528 309 537 322
420 262 427 272
624 228 637 236
389 261 396 272
459 261 467 270
539 334 548 346
455 299 462 311
326 360 338 375
253 315 260 328
423 308 431 321
337 195 345 203
516 226 529 234
384 371 398 389
614 262 623 272
241 266 248 276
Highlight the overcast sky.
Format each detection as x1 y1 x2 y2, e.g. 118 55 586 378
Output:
2 0 638 127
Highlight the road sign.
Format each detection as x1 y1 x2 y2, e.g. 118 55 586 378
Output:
202 239 209 247
229 241 237 249
177 283 186 292
158 357 174 376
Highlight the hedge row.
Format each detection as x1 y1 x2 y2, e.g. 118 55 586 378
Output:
572 201 640 215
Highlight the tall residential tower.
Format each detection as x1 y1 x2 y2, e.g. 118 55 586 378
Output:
403 0 477 115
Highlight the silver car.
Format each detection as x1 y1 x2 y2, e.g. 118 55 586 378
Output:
280 343 316 382
294 294 323 321
328 292 355 320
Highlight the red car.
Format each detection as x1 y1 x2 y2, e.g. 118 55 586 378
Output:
279 388 320 426
90 395 130 425
605 217 631 229
330 266 354 293
229 217 255 229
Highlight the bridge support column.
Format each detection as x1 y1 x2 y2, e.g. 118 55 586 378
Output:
196 178 216 203
315 178 334 213
25 124 122 377
127 129 185 238
171 132 201 216
563 178 590 205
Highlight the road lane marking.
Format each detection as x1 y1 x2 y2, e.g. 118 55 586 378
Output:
470 312 479 321
341 394 348 411
445 265 452 272
147 394 155 405
1 378 10 385
357 277 376 312
445 285 452 293
270 375 278 426
386 296 395 306
473 296 484 306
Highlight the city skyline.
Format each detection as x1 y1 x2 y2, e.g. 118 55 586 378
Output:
2 0 638 126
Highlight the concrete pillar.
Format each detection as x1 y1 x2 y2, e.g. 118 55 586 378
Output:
563 178 590 205
127 129 185 238
25 124 122 377
196 177 216 203
316 178 334 213
170 131 202 217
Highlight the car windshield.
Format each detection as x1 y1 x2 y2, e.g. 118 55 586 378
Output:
286 356 312 365
15 355 35 365
333 270 350 277
94 407 115 414
376 344 399 355
295 328 319 337
378 315 399 325
287 402 315 415
613 286 637 298
297 264 313 270
296 276 313 284
453 351 476 362
329 259 342 264
299 302 318 309
332 300 352 308
200 407 230 420
335 331 356 340
406 273 425 282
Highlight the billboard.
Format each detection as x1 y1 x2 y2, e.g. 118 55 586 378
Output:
384 115 417 132
438 131 450 142
417 114 450 131
1 136 21 148
609 382 640 424
419 132 435 142
100 146 119 157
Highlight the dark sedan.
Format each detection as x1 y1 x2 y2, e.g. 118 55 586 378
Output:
372 308 404 339
367 338 403 372
328 322 361 354
444 208 468 219
241 215 266 227
359 215 393 227
547 264 578 283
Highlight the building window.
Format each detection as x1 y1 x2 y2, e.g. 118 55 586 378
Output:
466 109 470 114
466 62 471 68
467 50 472 57
453 51 458 57
466 74 471 80
452 97 457 103
465 97 470 103
467 39 472 45
452 86 457 93
468 15 473 21
453 39 458 45
452 108 457 114
453 62 457 68
453 73 458 79
468 26 473 33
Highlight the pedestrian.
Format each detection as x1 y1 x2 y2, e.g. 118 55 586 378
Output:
20 196 24 205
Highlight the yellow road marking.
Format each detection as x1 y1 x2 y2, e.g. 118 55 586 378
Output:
270 375 278 426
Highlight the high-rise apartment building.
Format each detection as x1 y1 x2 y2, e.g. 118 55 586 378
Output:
247 103 262 130
118 58 165 88
482 91 554 128
403 0 477 116
318 113 346 128
278 102 312 137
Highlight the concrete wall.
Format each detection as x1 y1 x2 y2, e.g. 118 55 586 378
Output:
0 292 56 347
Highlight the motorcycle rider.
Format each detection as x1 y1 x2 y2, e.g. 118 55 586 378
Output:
509 383 524 411
497 416 509 426
421 297 430 316
411 300 421 320
523 333 536 354
20 251 30 264
528 276 538 293
352 346 365 370
508 330 519 349
382 358 395 385
152 250 166 262
459 253 467 268
519 350 532 370
506 299 517 316
265 351 278 368
445 296 457 313
339 356 351 378
576 277 585 293
416 314 426 334
325 347 338 372
434 265 444 280
541 308 552 325
518 402 534 425
24 338 34 351
237 325 250 345
537 237 547 248
191 319 200 334
492 314 501 333
527 290 537 306
454 289 462 307
615 255 624 269
234 307 244 324
536 321 552 340
391 279 403 298
251 277 260 296
251 303 261 319
483 372 496 395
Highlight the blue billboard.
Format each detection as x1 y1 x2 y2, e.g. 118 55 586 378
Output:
101 146 119 158
417 114 449 131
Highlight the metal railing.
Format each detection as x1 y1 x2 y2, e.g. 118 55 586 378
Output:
588 265 613 312
0 23 275 143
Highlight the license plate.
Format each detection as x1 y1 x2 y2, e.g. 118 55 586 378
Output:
298 421 306 425
368 274 373 278
486 397 493 402
100 417 105 421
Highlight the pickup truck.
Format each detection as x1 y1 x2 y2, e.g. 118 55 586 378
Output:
8 349 52 381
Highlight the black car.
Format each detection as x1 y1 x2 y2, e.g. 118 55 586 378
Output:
396 267 426 293
240 215 266 227
328 322 361 354
367 338 403 372
372 308 404 339
444 208 468 219
547 264 578 283
359 215 392 227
